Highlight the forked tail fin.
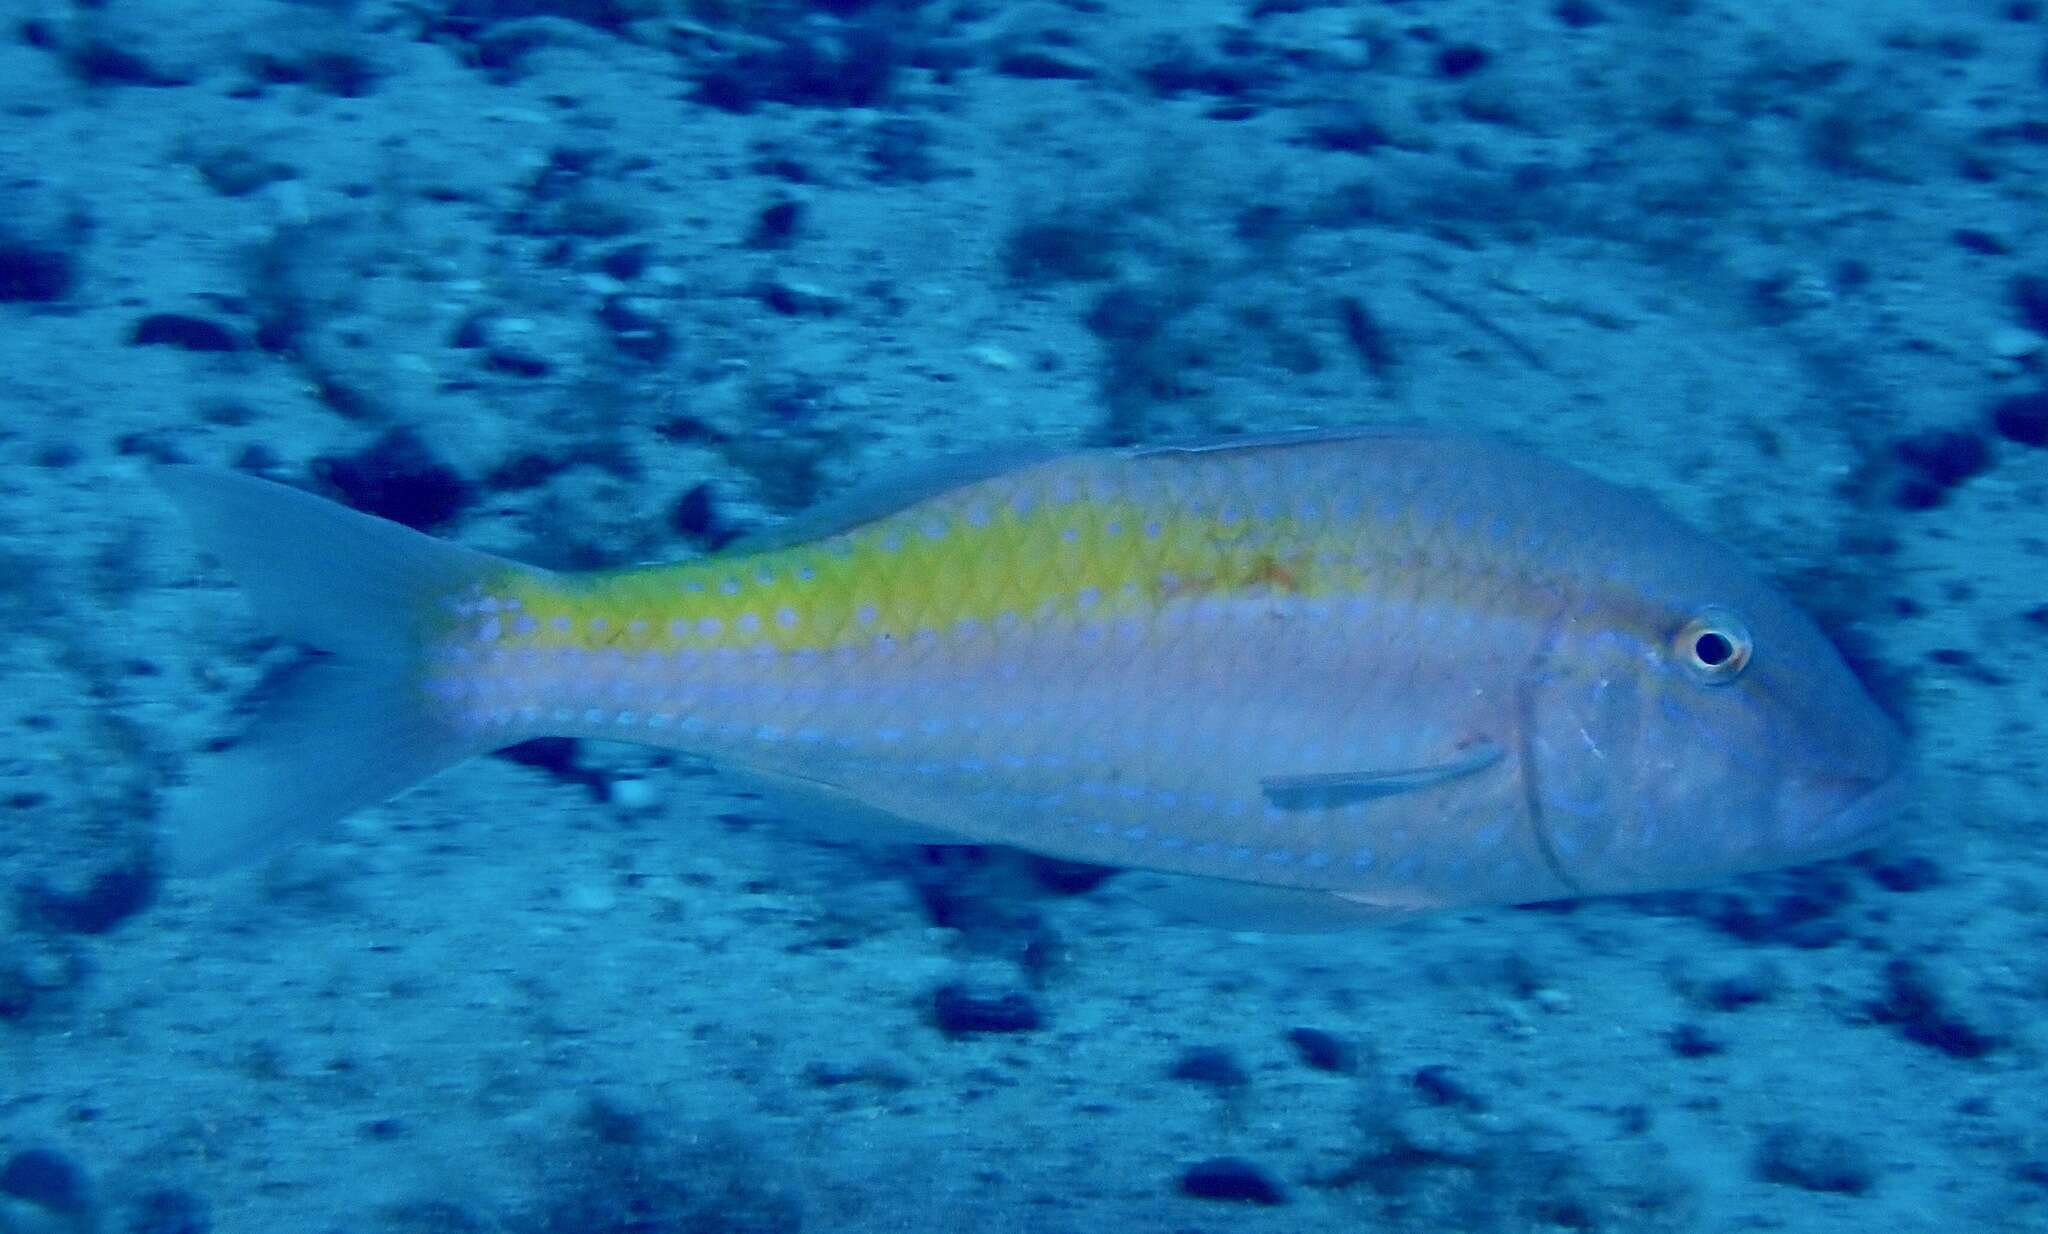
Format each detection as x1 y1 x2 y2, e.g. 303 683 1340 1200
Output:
157 467 533 874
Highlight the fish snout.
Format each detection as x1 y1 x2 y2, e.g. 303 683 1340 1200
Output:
1776 720 1911 859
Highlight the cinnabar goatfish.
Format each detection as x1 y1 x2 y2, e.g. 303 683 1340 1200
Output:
159 428 1907 926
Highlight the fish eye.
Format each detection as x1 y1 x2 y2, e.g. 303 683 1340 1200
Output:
1674 607 1752 684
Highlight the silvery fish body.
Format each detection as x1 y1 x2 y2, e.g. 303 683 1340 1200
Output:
160 430 1906 921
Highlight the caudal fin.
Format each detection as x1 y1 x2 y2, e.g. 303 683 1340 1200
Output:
157 466 531 874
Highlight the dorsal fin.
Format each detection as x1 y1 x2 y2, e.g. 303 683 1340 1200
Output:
725 446 1066 554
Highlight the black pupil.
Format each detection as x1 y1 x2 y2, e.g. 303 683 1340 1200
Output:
1694 630 1735 667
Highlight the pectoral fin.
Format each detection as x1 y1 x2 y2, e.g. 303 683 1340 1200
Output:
1259 741 1504 807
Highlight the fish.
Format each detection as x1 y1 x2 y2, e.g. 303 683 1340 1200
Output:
156 428 1908 926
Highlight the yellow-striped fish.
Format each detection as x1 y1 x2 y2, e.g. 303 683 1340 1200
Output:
159 429 1906 924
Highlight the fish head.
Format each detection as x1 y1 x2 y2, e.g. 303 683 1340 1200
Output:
1524 550 1909 898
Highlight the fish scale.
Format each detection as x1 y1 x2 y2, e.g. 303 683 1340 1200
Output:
415 443 1568 906
158 429 1906 922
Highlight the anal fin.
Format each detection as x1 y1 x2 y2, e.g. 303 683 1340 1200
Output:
1123 871 1431 932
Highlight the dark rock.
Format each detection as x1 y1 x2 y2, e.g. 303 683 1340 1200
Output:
905 849 1045 951
1299 114 1392 155
1338 295 1395 377
668 484 719 541
995 48 1096 80
756 280 842 317
597 242 651 279
495 738 605 799
1436 45 1490 78
1003 221 1118 285
361 1117 406 1140
597 296 671 363
1754 1124 1873 1195
246 45 378 97
1894 428 1990 490
1864 852 1942 892
1554 0 1607 26
1952 228 2009 255
126 1186 212 1234
0 961 33 1020
0 1147 87 1213
932 982 1041 1037
28 863 154 934
1701 965 1779 1011
2012 273 2048 334
694 23 894 112
312 430 474 533
866 117 938 184
1285 1027 1355 1073
1990 390 2048 447
1169 1046 1248 1091
1025 856 1113 895
130 313 243 352
580 1095 646 1146
1411 1064 1481 1107
534 1102 802 1234
1085 283 1178 344
1868 958 1997 1059
68 38 187 87
748 200 803 250
1668 1022 1723 1058
1891 476 1946 512
1180 1157 1286 1205
195 147 296 198
0 240 76 303
438 0 640 36
1925 646 2008 686
1138 35 1274 100
485 451 568 491
1675 865 1855 948
484 340 552 377
800 1058 912 1091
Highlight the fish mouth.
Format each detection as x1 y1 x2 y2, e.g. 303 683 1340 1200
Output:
1801 767 1912 859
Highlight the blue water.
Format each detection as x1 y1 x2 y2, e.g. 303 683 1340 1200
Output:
2 1 2044 1231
